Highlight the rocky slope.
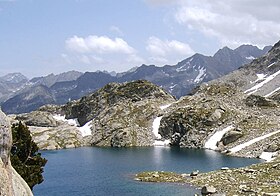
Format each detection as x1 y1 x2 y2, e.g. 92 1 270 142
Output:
156 40 280 160
1 44 271 114
11 80 175 149
0 109 33 196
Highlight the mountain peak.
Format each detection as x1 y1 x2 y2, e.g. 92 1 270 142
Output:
0 72 28 83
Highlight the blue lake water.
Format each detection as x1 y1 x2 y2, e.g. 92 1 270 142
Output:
33 147 261 196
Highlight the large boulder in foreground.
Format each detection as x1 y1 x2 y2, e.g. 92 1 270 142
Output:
0 109 33 196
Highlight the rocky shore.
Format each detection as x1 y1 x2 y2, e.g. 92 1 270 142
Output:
135 157 280 195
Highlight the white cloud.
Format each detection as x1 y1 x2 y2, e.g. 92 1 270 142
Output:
63 35 144 72
146 36 194 64
65 35 135 54
174 0 280 48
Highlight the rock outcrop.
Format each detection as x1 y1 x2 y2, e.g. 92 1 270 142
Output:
11 80 175 149
10 111 83 150
0 109 33 196
62 80 175 147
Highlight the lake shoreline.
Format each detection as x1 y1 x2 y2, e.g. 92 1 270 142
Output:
134 158 280 195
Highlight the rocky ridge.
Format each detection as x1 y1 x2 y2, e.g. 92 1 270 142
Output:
1 44 271 114
11 80 175 149
0 109 33 196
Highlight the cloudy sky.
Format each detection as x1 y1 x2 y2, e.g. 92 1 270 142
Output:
0 0 280 78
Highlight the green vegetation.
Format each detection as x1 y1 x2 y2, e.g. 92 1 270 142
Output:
10 122 47 190
135 171 185 183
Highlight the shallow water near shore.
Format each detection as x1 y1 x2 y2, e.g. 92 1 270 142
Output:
33 147 262 196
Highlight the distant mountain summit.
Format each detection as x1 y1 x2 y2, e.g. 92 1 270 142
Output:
0 44 272 114
0 73 29 103
0 72 28 83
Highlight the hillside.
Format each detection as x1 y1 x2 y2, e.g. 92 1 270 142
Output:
10 80 175 149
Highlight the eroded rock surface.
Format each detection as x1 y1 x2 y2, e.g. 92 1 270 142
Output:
0 109 33 196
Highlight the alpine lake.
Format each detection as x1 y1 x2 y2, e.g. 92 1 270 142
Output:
33 147 262 196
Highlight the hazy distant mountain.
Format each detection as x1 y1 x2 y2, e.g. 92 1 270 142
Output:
1 85 55 114
1 44 272 114
29 70 83 87
0 73 29 103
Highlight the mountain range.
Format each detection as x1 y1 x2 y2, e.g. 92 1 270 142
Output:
0 44 271 114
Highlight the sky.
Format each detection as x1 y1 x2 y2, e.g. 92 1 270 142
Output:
0 0 280 78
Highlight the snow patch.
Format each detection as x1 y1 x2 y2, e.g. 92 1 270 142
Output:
229 130 280 153
152 116 163 139
268 62 276 68
160 104 172 110
194 67 206 83
259 151 278 162
244 70 280 95
169 84 177 92
250 73 266 84
264 86 280 97
204 126 234 150
154 140 170 146
256 74 266 81
53 114 79 126
53 114 92 137
78 121 92 137
246 56 255 60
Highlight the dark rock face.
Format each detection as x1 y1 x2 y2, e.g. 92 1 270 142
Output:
159 84 237 148
221 130 244 145
245 95 276 107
